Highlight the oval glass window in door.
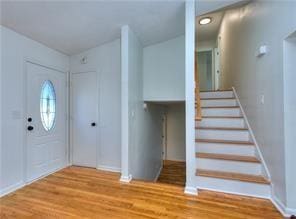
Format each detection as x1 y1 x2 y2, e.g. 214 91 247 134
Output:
40 80 56 131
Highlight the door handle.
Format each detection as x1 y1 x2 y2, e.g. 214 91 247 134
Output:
91 122 96 127
27 126 34 131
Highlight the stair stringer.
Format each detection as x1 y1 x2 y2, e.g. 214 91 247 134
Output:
232 87 271 180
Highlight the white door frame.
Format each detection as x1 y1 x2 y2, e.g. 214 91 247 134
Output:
214 47 220 91
23 58 69 183
69 71 100 168
162 112 168 161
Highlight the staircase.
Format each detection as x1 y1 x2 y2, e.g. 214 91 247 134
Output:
195 89 271 198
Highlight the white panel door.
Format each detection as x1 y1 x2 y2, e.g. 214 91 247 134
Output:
26 62 67 182
72 72 98 168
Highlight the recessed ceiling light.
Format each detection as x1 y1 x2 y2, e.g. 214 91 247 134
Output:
199 17 212 25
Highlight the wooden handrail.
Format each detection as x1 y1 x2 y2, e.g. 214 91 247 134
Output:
195 52 202 120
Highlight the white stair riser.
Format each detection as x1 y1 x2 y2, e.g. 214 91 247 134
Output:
196 143 255 156
196 118 245 128
200 91 234 99
196 158 262 175
202 108 241 117
196 129 250 141
201 99 237 107
195 176 271 198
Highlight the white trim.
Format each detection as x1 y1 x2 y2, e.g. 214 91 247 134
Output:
270 184 296 217
271 193 291 217
0 182 25 198
154 163 163 182
197 47 213 52
197 185 270 199
286 208 296 216
97 165 121 173
184 186 198 195
66 71 71 166
232 87 271 179
0 164 68 198
24 57 68 74
120 174 132 183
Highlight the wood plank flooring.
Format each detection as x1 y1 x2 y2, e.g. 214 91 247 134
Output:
0 166 282 219
157 160 186 186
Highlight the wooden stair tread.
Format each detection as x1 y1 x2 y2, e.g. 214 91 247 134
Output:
196 152 260 163
196 169 270 184
201 106 239 109
200 98 235 100
200 89 233 93
195 116 202 121
196 139 254 145
199 116 243 119
196 127 248 131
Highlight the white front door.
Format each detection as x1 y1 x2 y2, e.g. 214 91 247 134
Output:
26 62 67 182
71 71 98 168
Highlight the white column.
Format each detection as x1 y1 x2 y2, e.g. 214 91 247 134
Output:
120 25 132 182
184 0 198 195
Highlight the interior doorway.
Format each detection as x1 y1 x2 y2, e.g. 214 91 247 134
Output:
157 103 186 186
197 50 214 91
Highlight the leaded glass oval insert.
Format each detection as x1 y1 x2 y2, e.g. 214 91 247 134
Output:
40 80 56 131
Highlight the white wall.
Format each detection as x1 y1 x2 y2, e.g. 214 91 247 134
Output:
0 26 69 195
166 104 185 161
196 39 216 51
143 36 185 101
70 39 121 171
283 33 296 211
217 1 296 209
121 26 163 181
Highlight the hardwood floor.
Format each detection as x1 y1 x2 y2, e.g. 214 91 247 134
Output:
0 166 282 218
157 160 186 186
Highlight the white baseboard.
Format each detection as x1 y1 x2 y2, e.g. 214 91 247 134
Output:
286 207 296 216
97 165 121 173
154 165 163 182
271 195 290 217
184 186 198 195
120 174 132 183
26 164 69 185
0 181 25 198
0 164 69 198
271 187 296 217
197 185 270 199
